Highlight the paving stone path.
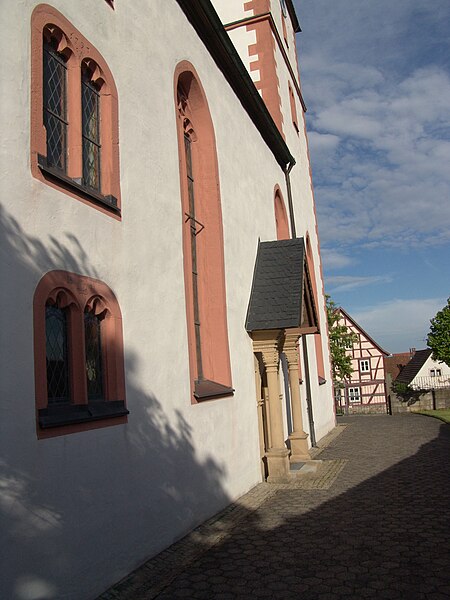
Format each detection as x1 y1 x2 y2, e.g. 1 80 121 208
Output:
100 414 450 599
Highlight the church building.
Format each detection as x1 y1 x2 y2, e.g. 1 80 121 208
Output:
0 1 336 598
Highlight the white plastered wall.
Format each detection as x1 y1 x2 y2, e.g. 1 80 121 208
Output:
0 1 290 599
414 357 450 380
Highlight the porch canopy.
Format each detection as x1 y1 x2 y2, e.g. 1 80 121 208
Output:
245 238 318 334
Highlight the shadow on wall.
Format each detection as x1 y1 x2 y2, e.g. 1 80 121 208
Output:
122 416 449 600
0 204 234 600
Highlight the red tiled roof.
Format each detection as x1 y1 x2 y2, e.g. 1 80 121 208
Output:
384 352 415 379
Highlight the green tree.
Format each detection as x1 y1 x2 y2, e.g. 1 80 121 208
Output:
326 295 357 385
427 298 450 367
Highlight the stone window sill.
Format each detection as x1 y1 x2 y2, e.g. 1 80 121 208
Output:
38 155 120 215
38 400 129 429
194 379 234 401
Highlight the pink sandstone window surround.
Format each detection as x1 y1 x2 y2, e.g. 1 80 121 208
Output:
33 270 127 439
31 4 121 217
305 235 326 384
274 186 290 240
280 0 289 47
288 82 299 133
174 62 233 403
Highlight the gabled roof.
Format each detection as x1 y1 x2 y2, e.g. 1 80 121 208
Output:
384 352 415 379
339 307 390 356
245 238 318 332
394 348 432 384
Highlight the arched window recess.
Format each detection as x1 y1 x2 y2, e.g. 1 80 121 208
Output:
34 271 127 438
31 4 121 216
175 64 233 402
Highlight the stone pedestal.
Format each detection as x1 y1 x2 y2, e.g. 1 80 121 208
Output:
253 330 291 483
284 330 311 462
265 447 291 483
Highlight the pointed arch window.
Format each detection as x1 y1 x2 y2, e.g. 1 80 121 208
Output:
31 5 121 215
45 305 70 404
305 235 327 384
175 63 233 402
34 271 127 438
82 61 101 191
43 31 68 172
274 187 290 240
84 309 104 401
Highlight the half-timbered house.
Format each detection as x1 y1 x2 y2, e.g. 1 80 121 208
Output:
336 308 390 414
388 348 450 413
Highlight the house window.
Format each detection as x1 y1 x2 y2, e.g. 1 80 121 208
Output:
360 359 370 373
46 305 70 403
288 83 299 133
175 62 233 402
43 36 68 172
430 368 442 377
280 0 289 46
31 5 121 216
34 271 127 438
84 310 104 401
274 188 290 240
305 235 326 384
82 62 101 191
348 387 360 403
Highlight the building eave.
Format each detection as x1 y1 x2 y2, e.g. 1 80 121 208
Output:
286 0 301 33
175 0 295 169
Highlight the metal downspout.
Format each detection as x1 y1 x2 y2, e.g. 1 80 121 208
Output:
284 161 296 238
302 335 317 447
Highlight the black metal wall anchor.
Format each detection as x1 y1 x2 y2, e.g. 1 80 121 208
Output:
184 213 205 235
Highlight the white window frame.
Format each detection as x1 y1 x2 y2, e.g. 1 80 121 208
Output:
360 359 370 373
430 368 442 377
348 387 361 403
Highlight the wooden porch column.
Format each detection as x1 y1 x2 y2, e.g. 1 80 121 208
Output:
253 330 290 483
284 330 311 462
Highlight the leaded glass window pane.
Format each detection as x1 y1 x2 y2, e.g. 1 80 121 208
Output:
84 312 104 401
82 69 101 191
43 39 67 171
46 305 70 404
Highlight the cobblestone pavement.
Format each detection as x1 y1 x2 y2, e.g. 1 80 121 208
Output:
100 414 450 599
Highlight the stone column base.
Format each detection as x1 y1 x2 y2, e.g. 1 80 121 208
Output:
265 448 291 483
289 430 311 462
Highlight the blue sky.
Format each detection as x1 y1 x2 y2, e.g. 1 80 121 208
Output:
293 0 450 353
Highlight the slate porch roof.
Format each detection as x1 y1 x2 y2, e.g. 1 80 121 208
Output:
394 348 432 385
245 238 317 332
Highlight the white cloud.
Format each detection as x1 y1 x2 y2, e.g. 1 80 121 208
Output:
320 248 354 270
297 0 450 252
327 274 392 293
307 65 450 248
351 298 446 353
307 131 340 154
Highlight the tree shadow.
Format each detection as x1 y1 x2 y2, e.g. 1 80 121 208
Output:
0 205 238 600
151 416 450 599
